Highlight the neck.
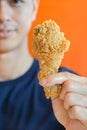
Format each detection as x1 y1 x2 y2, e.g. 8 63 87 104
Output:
0 39 34 81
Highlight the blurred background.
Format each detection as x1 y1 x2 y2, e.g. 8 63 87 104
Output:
28 0 87 76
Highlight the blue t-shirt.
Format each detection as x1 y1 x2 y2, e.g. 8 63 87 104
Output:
0 60 76 130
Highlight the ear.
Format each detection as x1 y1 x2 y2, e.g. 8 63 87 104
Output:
32 0 40 21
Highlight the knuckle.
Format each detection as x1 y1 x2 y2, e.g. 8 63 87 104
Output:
71 106 80 115
68 106 80 119
65 93 73 103
63 80 73 91
61 72 70 78
62 72 69 76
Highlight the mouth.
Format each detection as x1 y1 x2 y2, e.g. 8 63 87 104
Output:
0 29 16 39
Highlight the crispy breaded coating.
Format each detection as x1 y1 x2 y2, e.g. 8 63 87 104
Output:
32 19 70 99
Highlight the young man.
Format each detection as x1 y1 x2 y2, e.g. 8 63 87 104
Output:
0 0 87 130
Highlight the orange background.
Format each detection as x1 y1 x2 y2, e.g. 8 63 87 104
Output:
29 0 87 76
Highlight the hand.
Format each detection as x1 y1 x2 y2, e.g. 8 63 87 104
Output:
39 72 87 130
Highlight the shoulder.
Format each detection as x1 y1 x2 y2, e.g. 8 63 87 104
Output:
59 67 78 75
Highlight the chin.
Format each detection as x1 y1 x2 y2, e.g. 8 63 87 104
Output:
0 43 19 54
0 48 13 54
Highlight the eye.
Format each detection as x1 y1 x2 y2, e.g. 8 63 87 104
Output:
10 0 25 7
13 0 24 4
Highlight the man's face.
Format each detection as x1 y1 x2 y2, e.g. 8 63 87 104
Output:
0 0 38 53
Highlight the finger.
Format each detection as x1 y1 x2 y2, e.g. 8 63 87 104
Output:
63 93 87 110
59 80 87 100
51 97 69 127
39 72 87 86
68 106 87 127
39 72 67 86
66 119 86 130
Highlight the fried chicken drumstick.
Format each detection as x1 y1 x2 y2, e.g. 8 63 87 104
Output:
32 20 70 99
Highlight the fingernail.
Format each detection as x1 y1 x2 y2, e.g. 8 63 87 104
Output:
39 78 47 86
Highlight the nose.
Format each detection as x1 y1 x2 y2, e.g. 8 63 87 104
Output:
0 1 11 23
